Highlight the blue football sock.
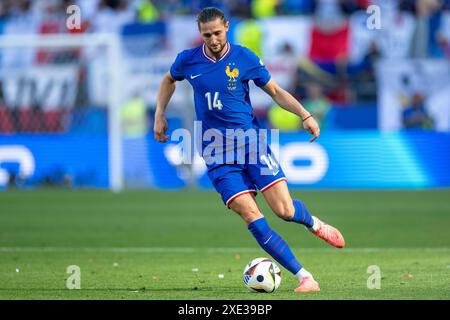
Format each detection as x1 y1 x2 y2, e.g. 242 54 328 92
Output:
248 217 302 275
287 199 314 228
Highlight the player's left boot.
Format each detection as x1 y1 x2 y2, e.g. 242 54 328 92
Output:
294 276 320 293
309 216 345 248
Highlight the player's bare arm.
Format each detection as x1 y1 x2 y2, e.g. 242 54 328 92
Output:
154 71 177 143
262 79 320 143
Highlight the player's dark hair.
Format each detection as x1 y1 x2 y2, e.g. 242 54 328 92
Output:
196 7 227 29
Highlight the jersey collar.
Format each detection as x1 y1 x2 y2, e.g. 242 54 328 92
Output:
202 42 231 63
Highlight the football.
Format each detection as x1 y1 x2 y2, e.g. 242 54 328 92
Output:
243 257 281 293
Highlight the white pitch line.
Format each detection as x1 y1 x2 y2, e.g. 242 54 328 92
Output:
0 247 449 253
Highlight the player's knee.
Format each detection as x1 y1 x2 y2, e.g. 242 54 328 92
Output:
274 202 295 221
234 204 262 224
243 208 263 225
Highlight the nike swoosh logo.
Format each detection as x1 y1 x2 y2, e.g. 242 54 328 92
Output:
190 74 202 79
263 235 272 245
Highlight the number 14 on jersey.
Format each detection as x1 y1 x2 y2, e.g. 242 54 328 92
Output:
205 92 223 111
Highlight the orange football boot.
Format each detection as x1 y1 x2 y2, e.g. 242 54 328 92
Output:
310 216 345 248
294 276 320 293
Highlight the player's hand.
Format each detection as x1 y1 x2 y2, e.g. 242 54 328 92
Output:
154 115 169 143
302 116 320 143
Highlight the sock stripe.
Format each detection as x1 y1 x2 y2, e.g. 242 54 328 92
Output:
273 237 283 250
262 230 272 241
248 217 303 275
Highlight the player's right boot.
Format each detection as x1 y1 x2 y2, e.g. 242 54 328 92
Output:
294 276 320 293
309 216 345 248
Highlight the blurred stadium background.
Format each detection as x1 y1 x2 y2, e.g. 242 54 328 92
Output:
0 0 450 300
0 0 449 191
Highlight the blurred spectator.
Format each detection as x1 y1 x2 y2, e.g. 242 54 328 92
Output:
312 24 350 62
402 93 434 129
410 0 442 58
1 0 38 69
374 1 416 59
136 0 160 23
339 0 369 15
309 0 350 69
432 2 450 57
314 0 346 31
351 41 379 102
190 0 230 15
0 0 11 20
278 0 315 14
229 0 252 18
302 83 332 129
235 17 263 57
150 0 188 17
121 94 148 137
92 0 135 34
121 92 153 187
399 0 416 13
76 0 101 23
268 104 302 131
252 0 278 18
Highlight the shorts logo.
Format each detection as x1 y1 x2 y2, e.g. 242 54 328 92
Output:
260 154 280 176
226 63 239 90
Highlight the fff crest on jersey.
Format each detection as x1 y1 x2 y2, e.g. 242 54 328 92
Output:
226 62 239 90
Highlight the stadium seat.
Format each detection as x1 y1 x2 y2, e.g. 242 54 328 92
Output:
45 110 64 133
0 106 14 133
18 109 38 133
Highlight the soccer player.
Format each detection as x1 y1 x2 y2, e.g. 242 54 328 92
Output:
154 7 345 292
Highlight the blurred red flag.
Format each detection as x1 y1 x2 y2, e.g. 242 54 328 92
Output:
309 23 350 62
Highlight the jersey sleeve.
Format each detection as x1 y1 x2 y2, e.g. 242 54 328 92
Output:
244 48 271 87
169 52 185 81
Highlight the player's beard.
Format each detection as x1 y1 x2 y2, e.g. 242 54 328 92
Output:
208 42 225 54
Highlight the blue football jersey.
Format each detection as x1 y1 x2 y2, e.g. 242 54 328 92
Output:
169 43 271 169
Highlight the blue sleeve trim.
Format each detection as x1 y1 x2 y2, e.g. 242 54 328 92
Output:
255 75 271 88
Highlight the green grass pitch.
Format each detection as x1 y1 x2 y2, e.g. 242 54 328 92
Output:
0 189 449 299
